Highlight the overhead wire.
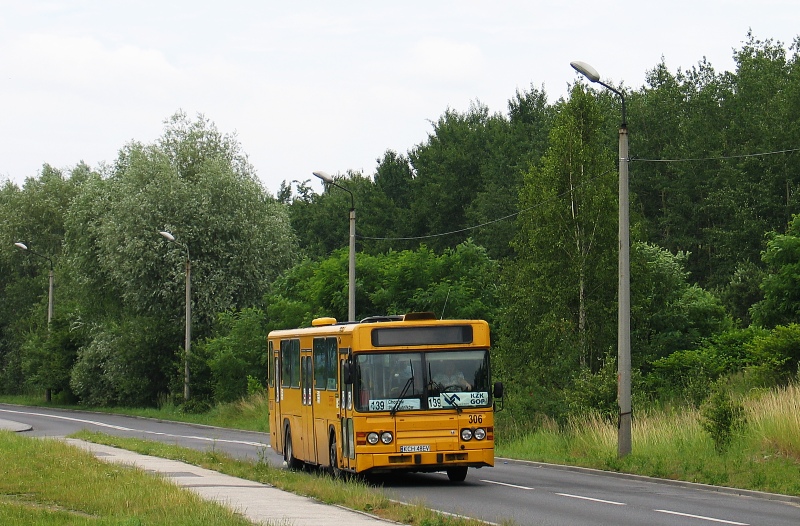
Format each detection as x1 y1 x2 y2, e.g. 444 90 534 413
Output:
355 146 799 243
632 147 800 163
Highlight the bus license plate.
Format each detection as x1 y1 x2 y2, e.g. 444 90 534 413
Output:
400 445 430 453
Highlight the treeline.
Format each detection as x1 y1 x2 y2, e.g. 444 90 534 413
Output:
2 33 800 421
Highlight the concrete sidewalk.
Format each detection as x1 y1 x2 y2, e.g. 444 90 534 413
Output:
64 439 397 526
0 417 32 432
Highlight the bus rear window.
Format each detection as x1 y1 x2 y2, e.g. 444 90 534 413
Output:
371 326 473 347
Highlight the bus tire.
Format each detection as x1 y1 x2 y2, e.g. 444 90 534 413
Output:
446 467 468 482
329 431 342 478
284 427 302 470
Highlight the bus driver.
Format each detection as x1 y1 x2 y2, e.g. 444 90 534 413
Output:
432 361 471 391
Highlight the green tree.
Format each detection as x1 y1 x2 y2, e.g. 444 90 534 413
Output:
62 112 298 405
407 103 496 253
265 240 500 329
751 214 800 328
0 165 89 396
497 84 617 419
199 308 268 403
631 242 732 369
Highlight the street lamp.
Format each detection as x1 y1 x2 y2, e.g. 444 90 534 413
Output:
570 60 631 457
15 241 56 402
313 170 356 322
159 230 192 401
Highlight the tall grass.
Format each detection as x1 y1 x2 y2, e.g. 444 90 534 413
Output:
496 383 800 496
746 383 800 461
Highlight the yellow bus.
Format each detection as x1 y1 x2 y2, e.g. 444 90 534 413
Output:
268 312 504 482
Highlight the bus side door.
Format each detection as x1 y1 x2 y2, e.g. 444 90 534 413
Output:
340 349 355 471
300 352 317 464
269 340 280 452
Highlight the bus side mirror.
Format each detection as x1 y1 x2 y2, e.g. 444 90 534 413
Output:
342 362 354 385
493 381 505 412
493 381 504 399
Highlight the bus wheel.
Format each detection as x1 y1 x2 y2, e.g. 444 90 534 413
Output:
284 427 301 470
329 433 342 478
446 467 468 482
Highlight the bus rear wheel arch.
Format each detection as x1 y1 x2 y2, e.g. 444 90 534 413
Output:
329 428 342 478
283 423 302 470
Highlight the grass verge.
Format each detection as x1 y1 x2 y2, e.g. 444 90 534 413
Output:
0 430 259 526
68 430 497 526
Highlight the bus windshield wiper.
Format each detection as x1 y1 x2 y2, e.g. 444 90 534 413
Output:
390 360 414 416
443 392 463 414
390 376 414 415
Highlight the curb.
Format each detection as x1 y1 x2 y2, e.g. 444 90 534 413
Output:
0 418 33 432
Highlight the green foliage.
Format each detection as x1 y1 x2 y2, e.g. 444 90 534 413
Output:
199 308 268 404
4 33 800 418
747 323 800 383
58 112 297 405
247 375 264 395
497 83 617 420
647 326 769 404
630 33 800 290
751 214 800 328
564 351 618 421
718 261 765 326
20 317 85 398
631 242 733 368
266 239 500 327
69 316 173 406
700 383 748 453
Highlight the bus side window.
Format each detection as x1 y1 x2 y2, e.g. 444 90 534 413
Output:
267 340 273 388
313 337 339 391
281 339 300 388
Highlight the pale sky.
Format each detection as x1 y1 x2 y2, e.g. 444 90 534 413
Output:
1 1 797 196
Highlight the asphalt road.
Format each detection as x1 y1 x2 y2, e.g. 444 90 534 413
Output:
2 404 799 525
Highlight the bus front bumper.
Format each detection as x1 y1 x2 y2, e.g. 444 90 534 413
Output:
356 447 494 474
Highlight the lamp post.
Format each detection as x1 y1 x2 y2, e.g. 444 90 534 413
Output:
159 230 192 401
570 60 631 457
14 242 54 326
15 242 55 402
313 170 356 322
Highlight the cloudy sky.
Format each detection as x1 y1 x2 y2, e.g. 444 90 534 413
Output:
1 1 797 195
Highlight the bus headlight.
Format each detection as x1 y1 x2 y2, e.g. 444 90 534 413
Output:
367 432 380 445
473 427 487 440
380 431 394 444
460 428 473 441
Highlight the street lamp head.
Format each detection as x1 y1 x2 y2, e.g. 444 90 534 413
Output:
14 242 28 251
570 61 600 83
159 231 176 242
312 170 334 184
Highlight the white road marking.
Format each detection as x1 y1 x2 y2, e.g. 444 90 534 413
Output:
480 479 535 491
0 408 269 448
655 509 748 525
556 493 626 506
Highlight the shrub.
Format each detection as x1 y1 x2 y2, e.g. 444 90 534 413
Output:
565 352 618 421
201 308 268 404
700 383 747 453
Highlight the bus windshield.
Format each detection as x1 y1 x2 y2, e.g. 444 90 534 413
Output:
354 350 490 412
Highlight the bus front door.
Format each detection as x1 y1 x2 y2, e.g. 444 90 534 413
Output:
300 354 317 464
340 353 355 472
